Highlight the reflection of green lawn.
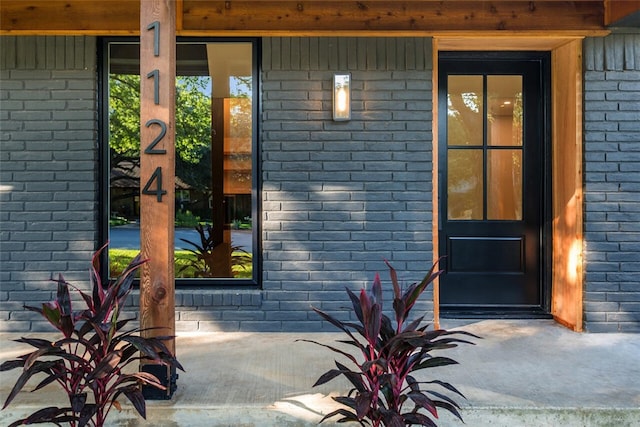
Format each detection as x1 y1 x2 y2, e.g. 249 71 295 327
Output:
109 249 252 279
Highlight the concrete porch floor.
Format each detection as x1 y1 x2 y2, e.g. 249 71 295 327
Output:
1 319 639 426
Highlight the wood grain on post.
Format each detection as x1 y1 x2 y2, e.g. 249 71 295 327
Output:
140 0 176 356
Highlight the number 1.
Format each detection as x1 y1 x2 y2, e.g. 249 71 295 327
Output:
147 21 160 56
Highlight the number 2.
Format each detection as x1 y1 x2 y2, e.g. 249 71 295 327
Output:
144 119 167 154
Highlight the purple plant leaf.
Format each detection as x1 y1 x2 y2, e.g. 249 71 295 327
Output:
318 408 361 424
87 350 122 381
128 335 185 371
423 380 466 399
366 303 382 346
333 395 357 410
402 315 425 333
384 330 424 356
94 254 145 324
24 304 44 316
55 274 72 316
78 403 97 427
118 344 140 365
297 339 360 366
2 360 59 409
60 314 74 339
122 385 147 419
412 356 459 371
372 272 383 305
406 375 421 391
359 288 371 333
433 399 464 421
380 409 406 427
120 335 163 360
7 407 75 427
355 391 373 420
91 247 106 313
70 393 87 413
403 263 443 316
425 389 462 410
13 337 54 349
23 344 71 371
402 411 438 427
32 364 65 392
312 368 346 387
392 298 406 329
310 307 364 347
361 358 388 375
384 259 402 300
335 361 367 393
124 371 165 388
408 390 438 417
379 314 395 343
77 288 95 314
41 302 63 332
346 287 364 325
0 359 26 371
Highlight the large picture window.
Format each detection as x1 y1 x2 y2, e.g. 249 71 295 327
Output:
102 39 259 285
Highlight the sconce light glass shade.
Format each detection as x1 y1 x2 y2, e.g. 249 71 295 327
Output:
333 73 351 121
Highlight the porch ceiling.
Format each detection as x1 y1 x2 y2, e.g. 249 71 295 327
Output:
1 0 634 36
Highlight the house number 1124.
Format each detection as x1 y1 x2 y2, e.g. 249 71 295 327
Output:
141 20 167 202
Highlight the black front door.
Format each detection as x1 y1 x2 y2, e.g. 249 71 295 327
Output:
438 52 550 314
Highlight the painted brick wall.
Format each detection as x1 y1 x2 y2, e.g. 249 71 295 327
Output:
0 36 98 332
583 31 640 332
174 38 436 332
0 36 436 334
4 33 640 334
259 37 436 331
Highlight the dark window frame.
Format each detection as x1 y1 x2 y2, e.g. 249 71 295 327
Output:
98 37 261 288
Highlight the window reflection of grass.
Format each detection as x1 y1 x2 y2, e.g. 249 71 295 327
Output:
108 249 252 279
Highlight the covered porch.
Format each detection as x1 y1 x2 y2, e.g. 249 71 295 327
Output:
2 319 639 426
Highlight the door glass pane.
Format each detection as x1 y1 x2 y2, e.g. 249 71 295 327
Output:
447 76 483 146
107 41 255 281
448 149 483 220
487 76 522 147
487 149 522 220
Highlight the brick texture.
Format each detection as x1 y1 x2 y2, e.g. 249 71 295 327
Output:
6 32 638 334
258 37 435 331
583 30 640 333
0 37 98 332
0 36 436 333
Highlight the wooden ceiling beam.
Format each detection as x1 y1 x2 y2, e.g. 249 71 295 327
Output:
604 0 640 26
182 1 605 34
0 0 140 35
1 0 607 36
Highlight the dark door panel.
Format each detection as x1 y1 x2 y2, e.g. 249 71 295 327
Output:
438 52 549 314
447 237 524 273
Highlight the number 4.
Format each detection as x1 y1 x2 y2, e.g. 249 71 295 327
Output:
142 167 167 202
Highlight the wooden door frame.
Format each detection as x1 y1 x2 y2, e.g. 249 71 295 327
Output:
432 36 585 331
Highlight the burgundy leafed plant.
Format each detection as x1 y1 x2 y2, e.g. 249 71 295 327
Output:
300 260 478 427
0 245 184 427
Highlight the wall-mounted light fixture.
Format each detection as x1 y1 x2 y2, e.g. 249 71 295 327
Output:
333 73 351 121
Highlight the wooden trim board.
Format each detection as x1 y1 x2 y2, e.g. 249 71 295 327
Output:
433 35 584 331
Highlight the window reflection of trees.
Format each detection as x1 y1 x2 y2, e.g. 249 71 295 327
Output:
108 42 255 280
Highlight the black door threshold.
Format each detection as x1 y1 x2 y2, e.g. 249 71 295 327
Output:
440 307 552 319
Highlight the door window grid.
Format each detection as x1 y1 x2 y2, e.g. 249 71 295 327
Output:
446 74 523 221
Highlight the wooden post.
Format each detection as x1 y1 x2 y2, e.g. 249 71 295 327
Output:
431 38 440 330
139 0 177 398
